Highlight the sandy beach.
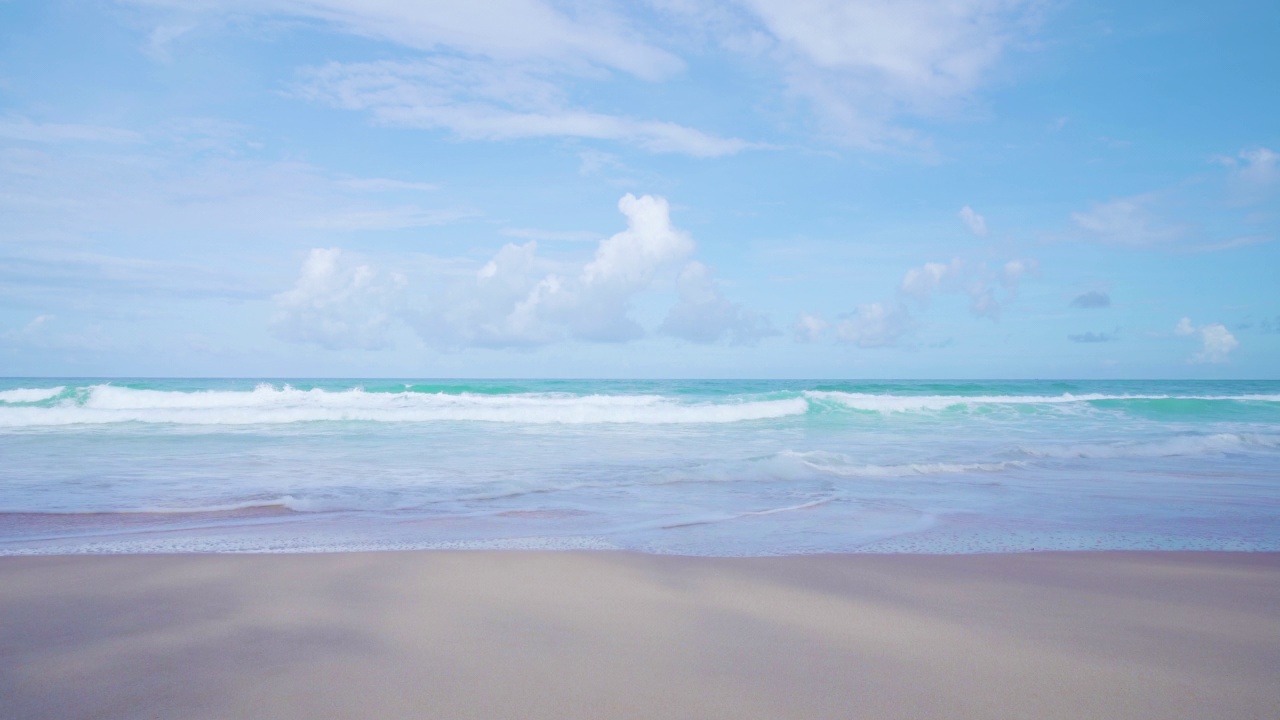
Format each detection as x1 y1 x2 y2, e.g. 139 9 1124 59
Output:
1 551 1277 719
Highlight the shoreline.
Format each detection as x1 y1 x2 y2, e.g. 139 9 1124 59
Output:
3 550 1277 719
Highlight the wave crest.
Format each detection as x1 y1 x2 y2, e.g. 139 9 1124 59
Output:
0 384 807 426
0 386 65 403
806 390 1280 413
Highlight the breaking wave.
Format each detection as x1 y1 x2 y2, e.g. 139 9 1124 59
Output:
0 382 1276 427
805 390 1280 413
0 384 808 426
0 386 65 403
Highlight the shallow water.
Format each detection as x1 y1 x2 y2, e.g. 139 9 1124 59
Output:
1 378 1277 555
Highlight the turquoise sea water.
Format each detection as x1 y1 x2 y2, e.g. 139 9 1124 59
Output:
1 378 1278 555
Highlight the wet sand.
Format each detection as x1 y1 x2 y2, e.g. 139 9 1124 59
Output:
2 551 1277 719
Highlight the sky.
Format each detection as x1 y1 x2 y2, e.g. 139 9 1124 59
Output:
1 0 1277 379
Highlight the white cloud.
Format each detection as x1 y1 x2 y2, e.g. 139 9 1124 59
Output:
501 228 600 243
407 193 704 347
898 256 1033 320
660 261 776 344
1216 146 1278 185
129 0 1039 153
269 193 770 351
1071 194 1184 246
1216 146 1278 203
270 248 403 350
1191 235 1272 253
130 0 682 79
899 259 964 302
307 206 471 231
737 0 1040 148
0 116 144 144
135 0 747 156
836 302 914 348
1070 290 1110 309
296 59 751 157
1 314 57 347
1237 147 1278 186
25 315 55 331
959 205 987 236
0 249 261 304
792 312 828 342
0 129 463 248
143 23 194 62
1175 317 1239 364
340 177 438 192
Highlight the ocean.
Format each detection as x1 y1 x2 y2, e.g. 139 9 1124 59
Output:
1 378 1277 556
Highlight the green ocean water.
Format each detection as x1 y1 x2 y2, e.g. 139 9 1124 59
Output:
1 378 1278 555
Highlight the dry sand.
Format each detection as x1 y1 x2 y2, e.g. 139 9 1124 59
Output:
2 551 1277 719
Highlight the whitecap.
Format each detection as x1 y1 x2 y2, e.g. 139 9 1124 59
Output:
0 386 64 403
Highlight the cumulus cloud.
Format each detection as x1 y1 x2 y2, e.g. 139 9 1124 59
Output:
1071 194 1184 246
660 261 776 344
958 205 987 236
792 312 828 342
403 193 758 348
836 302 914 348
898 256 1034 320
899 259 964 302
270 248 403 350
273 195 713 350
1070 290 1110 309
1175 317 1239 364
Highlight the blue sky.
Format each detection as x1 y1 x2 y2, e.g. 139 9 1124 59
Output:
1 0 1277 378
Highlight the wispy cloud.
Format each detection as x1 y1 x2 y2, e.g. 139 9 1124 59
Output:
660 261 777 345
295 59 753 157
128 0 682 78
501 228 601 243
0 116 144 144
1067 331 1114 343
1071 194 1185 246
729 0 1044 148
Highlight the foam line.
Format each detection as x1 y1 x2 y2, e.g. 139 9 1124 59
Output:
0 386 64 403
0 384 808 426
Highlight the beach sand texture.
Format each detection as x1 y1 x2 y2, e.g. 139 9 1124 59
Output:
2 551 1277 719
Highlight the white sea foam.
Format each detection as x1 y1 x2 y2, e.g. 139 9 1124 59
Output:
3 385 1276 426
0 384 808 426
1018 433 1280 459
0 386 64 403
805 390 1280 412
780 450 1020 477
